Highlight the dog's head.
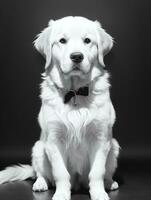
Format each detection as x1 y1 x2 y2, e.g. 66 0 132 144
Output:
34 16 113 84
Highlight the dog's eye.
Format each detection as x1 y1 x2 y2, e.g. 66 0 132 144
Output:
84 38 91 44
59 38 67 44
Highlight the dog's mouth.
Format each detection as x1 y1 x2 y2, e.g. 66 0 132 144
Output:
70 70 83 76
67 65 83 75
62 64 90 79
73 67 80 71
72 64 81 71
63 68 85 80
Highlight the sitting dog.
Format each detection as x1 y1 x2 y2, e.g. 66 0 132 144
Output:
0 16 120 200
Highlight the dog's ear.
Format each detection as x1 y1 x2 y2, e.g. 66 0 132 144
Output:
34 20 55 69
95 21 113 67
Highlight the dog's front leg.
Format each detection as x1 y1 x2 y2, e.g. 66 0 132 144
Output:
89 140 111 200
45 142 71 200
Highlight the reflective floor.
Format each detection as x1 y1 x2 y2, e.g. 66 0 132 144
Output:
0 160 151 200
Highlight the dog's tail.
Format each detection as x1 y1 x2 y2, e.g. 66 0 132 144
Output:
0 164 35 184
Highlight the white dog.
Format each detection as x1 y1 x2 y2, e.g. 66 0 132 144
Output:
0 16 120 200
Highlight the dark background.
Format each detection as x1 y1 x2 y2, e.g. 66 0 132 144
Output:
0 0 151 166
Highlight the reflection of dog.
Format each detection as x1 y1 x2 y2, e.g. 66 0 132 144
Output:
0 16 120 200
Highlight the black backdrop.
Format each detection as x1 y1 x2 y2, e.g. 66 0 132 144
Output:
0 0 151 165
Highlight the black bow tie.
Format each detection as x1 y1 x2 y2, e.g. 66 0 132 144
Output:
64 86 89 104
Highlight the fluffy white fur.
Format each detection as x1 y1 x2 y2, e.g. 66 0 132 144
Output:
0 16 120 200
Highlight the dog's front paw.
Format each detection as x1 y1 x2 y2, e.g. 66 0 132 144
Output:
110 181 119 190
32 177 48 192
105 179 119 191
90 190 110 200
52 189 71 200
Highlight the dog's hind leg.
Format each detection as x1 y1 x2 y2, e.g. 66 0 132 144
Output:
32 140 54 191
104 138 120 191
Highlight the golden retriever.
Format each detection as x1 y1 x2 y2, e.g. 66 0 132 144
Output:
0 16 120 200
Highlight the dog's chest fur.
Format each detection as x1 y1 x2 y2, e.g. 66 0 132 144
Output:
39 75 113 174
55 104 109 175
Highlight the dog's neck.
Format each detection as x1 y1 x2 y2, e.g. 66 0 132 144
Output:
48 64 104 90
44 64 109 105
48 64 90 90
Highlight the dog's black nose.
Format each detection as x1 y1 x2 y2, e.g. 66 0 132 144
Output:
70 52 84 63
